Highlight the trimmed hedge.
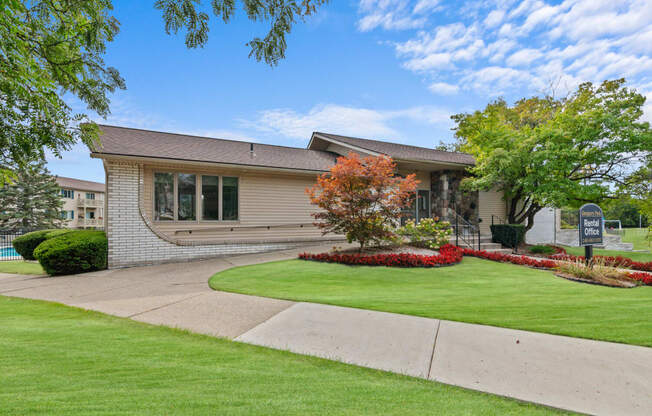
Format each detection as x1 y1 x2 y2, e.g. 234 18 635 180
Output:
33 230 107 276
12 229 73 260
490 224 526 248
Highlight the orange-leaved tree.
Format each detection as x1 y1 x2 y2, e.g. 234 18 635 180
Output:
307 153 418 251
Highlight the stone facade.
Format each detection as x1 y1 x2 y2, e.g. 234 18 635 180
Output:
105 161 334 269
430 170 478 222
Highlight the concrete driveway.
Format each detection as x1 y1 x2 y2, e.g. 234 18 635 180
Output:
2 246 652 416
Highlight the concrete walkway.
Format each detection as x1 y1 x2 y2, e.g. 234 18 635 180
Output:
1 247 651 415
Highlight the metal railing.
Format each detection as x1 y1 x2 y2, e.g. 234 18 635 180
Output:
0 230 24 261
443 209 481 250
77 198 103 207
78 218 103 227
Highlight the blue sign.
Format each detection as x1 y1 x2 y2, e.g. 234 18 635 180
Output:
579 203 603 246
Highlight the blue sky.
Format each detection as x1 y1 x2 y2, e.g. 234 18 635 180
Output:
47 0 652 183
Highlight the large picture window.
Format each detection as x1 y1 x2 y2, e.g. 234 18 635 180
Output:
177 174 196 221
154 172 238 222
222 177 238 221
154 173 174 221
202 175 219 220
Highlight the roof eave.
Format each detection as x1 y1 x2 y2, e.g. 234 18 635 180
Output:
310 133 473 167
91 152 328 175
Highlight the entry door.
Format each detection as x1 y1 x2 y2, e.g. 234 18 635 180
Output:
416 190 430 222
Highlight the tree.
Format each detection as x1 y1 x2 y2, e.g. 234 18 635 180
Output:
306 153 418 250
622 157 652 224
0 1 125 183
0 160 64 230
155 0 328 66
452 79 652 231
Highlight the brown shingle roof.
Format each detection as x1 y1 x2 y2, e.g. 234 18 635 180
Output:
56 176 105 193
311 132 475 165
93 125 338 172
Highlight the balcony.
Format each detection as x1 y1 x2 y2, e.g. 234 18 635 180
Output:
77 198 103 207
77 218 104 228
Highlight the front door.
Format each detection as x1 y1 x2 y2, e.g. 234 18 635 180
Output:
417 190 430 222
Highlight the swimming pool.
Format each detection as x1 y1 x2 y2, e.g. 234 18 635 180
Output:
0 246 21 259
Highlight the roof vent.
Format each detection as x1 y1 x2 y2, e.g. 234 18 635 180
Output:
250 143 255 158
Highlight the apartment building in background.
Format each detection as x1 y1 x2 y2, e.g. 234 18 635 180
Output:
56 177 106 229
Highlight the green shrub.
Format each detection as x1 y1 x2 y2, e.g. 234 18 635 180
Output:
529 245 555 255
397 218 453 249
490 224 526 248
12 229 73 260
33 230 107 276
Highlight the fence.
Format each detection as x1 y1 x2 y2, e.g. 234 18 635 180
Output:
0 230 25 261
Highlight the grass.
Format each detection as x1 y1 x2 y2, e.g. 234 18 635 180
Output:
210 257 652 347
561 245 652 262
620 228 651 252
0 260 45 275
0 297 560 415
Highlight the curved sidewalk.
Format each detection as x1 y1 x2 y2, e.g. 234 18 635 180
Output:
2 246 651 415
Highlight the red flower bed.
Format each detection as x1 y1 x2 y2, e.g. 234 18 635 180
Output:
461 248 557 269
299 244 463 267
628 271 652 285
549 253 652 272
298 243 652 287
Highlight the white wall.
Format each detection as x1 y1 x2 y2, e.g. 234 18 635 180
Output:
526 208 557 244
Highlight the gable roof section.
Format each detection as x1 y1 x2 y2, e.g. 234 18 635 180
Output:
92 125 338 173
56 176 105 193
309 132 475 166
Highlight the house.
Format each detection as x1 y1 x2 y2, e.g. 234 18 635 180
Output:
55 177 105 229
91 125 507 268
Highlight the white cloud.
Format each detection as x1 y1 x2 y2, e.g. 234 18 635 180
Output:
506 48 544 66
484 10 505 28
642 92 652 123
357 0 442 31
413 0 441 14
244 104 451 141
428 82 460 94
377 0 652 97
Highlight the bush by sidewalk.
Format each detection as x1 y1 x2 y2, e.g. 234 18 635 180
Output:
34 230 107 275
12 229 73 260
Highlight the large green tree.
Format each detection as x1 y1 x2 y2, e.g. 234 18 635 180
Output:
155 0 328 66
0 160 64 230
0 0 125 183
622 157 652 222
452 79 652 231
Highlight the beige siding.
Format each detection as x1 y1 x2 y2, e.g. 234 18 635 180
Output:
478 190 505 234
414 170 431 190
143 163 325 242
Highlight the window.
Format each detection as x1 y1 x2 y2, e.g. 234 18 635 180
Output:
60 211 67 220
177 174 196 221
202 175 219 220
86 193 95 200
222 177 238 220
61 189 74 199
68 210 74 220
154 173 174 221
86 211 95 219
154 173 238 222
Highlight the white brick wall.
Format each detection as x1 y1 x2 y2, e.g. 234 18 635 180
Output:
106 161 332 268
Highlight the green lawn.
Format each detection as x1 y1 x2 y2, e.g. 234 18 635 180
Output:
210 257 652 347
561 245 652 262
620 228 651 252
0 297 559 415
0 260 45 275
